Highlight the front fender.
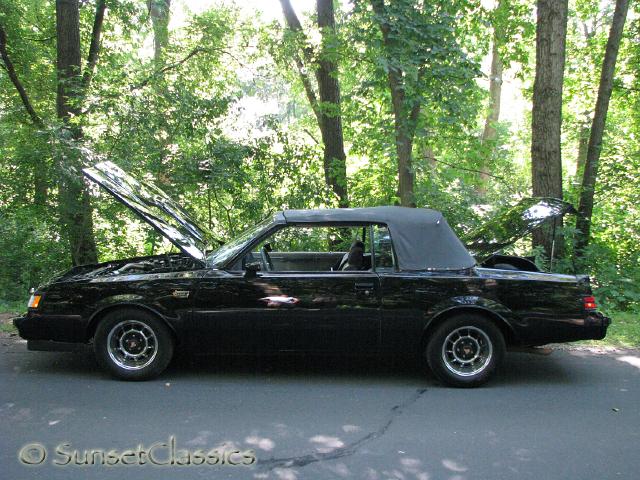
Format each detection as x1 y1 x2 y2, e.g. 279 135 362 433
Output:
85 296 182 343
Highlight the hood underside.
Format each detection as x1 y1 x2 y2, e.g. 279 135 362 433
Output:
83 161 212 261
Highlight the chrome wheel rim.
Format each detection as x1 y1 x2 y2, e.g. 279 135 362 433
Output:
107 320 157 370
442 326 493 377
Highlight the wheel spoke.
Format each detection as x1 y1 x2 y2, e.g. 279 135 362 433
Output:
441 325 493 377
107 319 158 371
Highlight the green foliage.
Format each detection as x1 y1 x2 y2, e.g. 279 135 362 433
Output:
492 0 535 70
577 311 640 347
0 208 70 302
262 226 362 253
0 0 638 320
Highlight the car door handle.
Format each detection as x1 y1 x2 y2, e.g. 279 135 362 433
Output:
354 282 375 295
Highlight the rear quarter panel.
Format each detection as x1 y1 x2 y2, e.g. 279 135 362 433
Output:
379 268 589 352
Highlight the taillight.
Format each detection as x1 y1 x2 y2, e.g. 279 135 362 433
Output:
583 296 597 310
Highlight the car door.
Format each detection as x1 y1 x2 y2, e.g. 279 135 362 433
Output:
190 268 300 353
261 270 381 353
190 224 382 354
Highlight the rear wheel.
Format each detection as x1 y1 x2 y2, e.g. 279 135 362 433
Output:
94 309 174 380
426 314 505 388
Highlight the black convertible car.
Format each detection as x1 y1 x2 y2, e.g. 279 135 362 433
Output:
14 162 610 387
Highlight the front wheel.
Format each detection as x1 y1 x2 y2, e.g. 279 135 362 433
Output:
94 309 174 381
426 314 505 388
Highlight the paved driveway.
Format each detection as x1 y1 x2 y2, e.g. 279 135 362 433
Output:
1 335 639 480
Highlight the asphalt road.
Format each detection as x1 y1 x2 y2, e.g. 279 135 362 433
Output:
1 335 639 480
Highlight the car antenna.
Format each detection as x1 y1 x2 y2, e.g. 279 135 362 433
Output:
549 217 557 272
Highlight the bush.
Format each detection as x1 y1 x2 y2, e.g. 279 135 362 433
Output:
0 208 71 303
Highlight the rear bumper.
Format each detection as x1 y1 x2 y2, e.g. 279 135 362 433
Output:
517 311 611 346
584 311 611 340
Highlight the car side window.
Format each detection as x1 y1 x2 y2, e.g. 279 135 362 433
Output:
373 225 395 272
239 225 373 273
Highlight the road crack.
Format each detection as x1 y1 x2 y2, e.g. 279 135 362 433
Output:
258 388 427 471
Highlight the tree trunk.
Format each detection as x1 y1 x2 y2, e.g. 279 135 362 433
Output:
424 146 436 169
56 0 98 266
575 122 590 177
33 159 49 206
82 0 106 90
370 0 419 208
531 0 569 256
279 0 349 208
316 0 348 208
575 0 630 253
147 0 171 64
388 65 419 208
479 34 503 195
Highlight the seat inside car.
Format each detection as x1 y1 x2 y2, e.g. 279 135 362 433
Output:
338 240 370 271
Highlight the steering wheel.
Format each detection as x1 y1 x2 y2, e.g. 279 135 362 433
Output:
260 245 274 271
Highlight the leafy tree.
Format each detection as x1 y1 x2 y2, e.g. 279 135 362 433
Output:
478 0 534 195
350 0 482 207
531 0 569 256
278 0 349 208
0 0 638 314
575 0 631 252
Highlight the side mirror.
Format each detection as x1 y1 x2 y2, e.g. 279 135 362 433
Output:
244 262 261 279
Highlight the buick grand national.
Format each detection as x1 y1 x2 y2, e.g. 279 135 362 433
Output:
14 161 610 387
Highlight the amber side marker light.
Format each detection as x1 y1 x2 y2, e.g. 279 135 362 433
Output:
28 294 41 309
583 296 597 310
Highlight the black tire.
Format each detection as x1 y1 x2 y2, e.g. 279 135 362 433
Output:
93 308 174 381
425 314 505 388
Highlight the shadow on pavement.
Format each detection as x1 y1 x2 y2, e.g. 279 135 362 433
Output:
2 336 600 387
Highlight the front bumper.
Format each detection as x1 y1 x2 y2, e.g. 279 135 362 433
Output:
13 312 85 343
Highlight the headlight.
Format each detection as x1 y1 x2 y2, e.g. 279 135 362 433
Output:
28 294 42 309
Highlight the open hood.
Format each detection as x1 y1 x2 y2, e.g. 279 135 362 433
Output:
83 161 212 262
462 197 577 259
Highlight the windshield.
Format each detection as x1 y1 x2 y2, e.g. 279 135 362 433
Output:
207 215 277 268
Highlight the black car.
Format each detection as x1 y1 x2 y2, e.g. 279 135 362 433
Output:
14 161 610 387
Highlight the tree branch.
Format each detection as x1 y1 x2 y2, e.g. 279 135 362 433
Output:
134 47 204 89
427 154 511 184
0 24 44 128
278 0 321 123
82 0 107 91
24 34 56 43
303 128 319 144
279 0 315 66
133 46 242 90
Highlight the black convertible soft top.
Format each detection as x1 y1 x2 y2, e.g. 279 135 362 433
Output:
281 206 476 271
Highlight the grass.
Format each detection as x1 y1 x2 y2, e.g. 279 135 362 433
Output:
0 322 17 334
0 299 24 313
0 300 22 335
594 311 640 348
